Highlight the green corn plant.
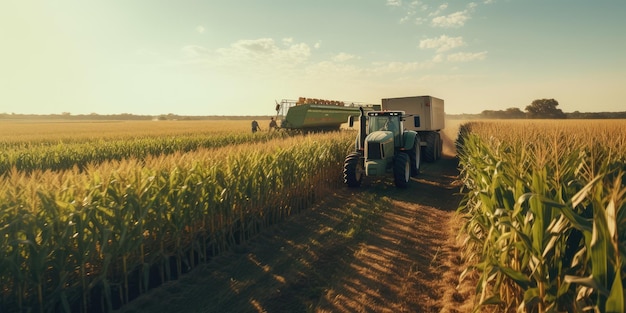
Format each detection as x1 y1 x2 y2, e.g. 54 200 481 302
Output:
457 120 626 312
0 129 355 312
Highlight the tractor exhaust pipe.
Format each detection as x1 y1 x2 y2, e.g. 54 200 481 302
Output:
359 107 367 149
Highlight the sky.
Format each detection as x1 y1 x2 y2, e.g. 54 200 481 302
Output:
1 0 625 116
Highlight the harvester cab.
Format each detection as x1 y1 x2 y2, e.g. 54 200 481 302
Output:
343 107 421 188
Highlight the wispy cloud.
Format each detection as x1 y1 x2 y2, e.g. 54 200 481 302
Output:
369 60 433 73
222 38 310 66
392 1 482 28
179 37 313 75
446 51 487 62
419 35 465 52
332 52 358 62
393 0 429 24
431 2 478 28
178 32 457 83
305 59 433 80
431 11 470 28
196 25 205 34
428 4 448 17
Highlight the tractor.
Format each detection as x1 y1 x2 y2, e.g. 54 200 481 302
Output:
343 107 421 188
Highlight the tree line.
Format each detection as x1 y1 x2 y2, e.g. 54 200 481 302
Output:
0 112 272 121
3 99 625 121
452 98 626 119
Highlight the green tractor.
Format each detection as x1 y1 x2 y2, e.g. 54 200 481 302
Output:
343 107 421 188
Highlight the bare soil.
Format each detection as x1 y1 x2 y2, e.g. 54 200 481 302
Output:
116 127 477 313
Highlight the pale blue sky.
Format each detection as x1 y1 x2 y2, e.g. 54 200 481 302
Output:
1 0 625 116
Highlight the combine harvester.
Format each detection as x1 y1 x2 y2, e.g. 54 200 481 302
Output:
274 97 378 131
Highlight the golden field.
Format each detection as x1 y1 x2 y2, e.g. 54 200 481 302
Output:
0 119 350 312
1 118 625 312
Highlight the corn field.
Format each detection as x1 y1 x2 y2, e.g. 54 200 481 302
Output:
0 120 289 174
0 120 355 313
456 120 626 312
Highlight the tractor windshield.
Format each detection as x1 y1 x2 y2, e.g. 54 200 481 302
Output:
368 114 402 146
368 112 402 147
369 115 400 133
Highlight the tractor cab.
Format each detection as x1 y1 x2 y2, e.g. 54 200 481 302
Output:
366 111 403 147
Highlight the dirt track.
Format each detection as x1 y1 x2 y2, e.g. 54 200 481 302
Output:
116 125 476 313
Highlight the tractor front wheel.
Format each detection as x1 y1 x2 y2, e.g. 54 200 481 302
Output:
343 152 363 187
393 152 410 188
410 136 421 177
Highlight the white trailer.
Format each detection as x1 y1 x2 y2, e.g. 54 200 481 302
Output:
381 96 445 162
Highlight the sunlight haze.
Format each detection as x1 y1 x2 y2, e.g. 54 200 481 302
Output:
1 0 625 116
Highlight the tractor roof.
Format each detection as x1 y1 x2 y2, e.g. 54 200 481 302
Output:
367 111 405 117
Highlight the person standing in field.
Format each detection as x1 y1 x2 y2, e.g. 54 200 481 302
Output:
251 119 261 133
269 117 278 131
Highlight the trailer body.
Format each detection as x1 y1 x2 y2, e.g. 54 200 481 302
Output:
381 96 445 162
381 96 445 131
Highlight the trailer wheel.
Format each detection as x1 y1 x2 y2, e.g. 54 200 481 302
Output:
343 152 363 187
409 136 421 176
422 132 438 162
393 152 410 188
437 133 443 159
432 132 442 161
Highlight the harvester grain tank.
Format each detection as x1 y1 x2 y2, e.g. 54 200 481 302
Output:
343 95 445 188
275 97 377 131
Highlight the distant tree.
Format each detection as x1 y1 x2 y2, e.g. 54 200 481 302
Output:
480 110 498 118
504 107 526 118
525 99 566 119
480 107 526 119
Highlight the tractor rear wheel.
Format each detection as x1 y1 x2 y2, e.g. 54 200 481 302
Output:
343 152 363 187
393 152 410 188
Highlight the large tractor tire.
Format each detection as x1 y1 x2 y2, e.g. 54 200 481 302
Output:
343 152 363 187
422 132 439 162
393 152 410 188
409 135 421 177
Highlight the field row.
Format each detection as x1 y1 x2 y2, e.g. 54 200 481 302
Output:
456 120 626 312
0 120 259 144
0 120 284 175
0 122 354 313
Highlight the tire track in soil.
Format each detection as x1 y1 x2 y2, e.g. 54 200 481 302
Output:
116 144 475 313
314 156 474 313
